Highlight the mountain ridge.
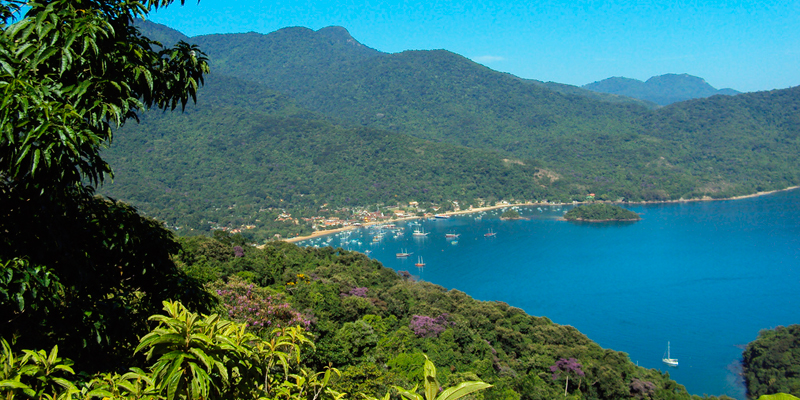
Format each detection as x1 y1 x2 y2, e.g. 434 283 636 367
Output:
106 21 800 238
584 73 741 105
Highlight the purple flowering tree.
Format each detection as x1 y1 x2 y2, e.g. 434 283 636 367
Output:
211 277 310 334
550 357 585 396
630 378 657 399
409 314 452 338
232 245 244 258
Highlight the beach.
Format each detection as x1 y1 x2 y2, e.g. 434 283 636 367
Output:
282 186 800 244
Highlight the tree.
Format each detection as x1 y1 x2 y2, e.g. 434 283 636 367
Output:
0 0 208 189
2 301 344 400
550 357 585 396
0 0 212 370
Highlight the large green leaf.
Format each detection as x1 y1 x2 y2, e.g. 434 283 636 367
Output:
758 394 800 400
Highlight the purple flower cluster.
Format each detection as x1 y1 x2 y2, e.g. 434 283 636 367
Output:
630 378 656 399
216 280 310 332
345 287 369 298
549 357 585 381
409 313 452 338
233 246 244 258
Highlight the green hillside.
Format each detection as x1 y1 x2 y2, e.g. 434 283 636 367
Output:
102 73 550 240
742 325 800 398
168 23 800 199
100 22 800 238
528 78 660 109
639 87 800 195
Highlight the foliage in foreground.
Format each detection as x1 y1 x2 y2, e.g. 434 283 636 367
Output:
0 0 212 370
1 300 491 400
742 325 800 398
757 394 800 400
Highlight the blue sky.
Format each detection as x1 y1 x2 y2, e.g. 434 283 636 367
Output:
149 0 799 92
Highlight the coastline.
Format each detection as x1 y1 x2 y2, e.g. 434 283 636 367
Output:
283 186 799 243
624 186 800 205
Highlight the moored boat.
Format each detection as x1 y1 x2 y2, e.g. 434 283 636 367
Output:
396 248 412 257
662 342 678 367
412 228 429 237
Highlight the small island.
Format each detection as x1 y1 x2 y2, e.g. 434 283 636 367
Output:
500 209 522 220
564 203 641 222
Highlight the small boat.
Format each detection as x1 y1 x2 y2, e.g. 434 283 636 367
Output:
434 214 450 219
445 232 460 238
412 228 429 237
662 342 678 367
415 256 426 267
484 229 496 237
396 249 412 258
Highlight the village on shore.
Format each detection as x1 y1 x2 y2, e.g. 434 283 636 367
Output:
282 199 527 243
279 185 800 243
211 186 800 245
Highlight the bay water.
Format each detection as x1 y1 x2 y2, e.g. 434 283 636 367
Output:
299 189 800 398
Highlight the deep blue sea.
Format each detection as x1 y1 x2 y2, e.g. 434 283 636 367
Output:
298 189 800 399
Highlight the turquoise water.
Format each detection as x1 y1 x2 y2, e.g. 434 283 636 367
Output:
299 189 800 398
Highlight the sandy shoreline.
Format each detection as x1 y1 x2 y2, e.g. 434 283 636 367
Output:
283 186 799 243
283 203 527 243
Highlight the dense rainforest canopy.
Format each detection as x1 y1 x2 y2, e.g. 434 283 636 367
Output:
742 325 800 398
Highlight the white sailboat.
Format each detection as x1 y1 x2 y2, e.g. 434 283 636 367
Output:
412 228 429 237
662 342 678 367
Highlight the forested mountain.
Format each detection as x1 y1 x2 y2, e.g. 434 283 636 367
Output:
102 72 548 239
100 21 800 238
583 74 741 105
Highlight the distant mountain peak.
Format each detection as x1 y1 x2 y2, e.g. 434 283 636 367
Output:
316 26 362 46
265 26 374 51
583 73 740 105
